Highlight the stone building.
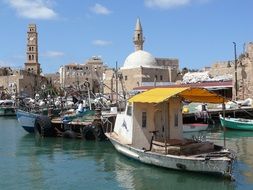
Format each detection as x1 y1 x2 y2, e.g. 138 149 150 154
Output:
59 56 106 94
208 42 253 100
103 18 179 97
0 68 47 97
0 24 47 98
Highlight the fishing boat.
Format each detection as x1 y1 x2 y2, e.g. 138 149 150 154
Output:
183 123 208 132
105 87 236 179
16 109 39 133
0 100 16 116
220 116 253 131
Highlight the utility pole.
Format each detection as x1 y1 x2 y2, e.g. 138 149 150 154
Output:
233 42 238 100
115 61 118 107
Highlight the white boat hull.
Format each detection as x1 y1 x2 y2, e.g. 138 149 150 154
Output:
106 133 235 178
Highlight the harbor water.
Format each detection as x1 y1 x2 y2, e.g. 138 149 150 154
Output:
1 117 253 190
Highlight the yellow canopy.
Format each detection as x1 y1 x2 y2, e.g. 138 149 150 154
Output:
128 87 227 104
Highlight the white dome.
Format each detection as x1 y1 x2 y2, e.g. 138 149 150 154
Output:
122 50 157 69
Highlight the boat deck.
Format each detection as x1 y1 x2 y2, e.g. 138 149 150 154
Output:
151 139 217 156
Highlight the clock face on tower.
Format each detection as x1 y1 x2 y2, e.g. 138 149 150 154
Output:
29 37 35 42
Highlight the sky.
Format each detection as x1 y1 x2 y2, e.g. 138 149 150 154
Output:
0 0 253 74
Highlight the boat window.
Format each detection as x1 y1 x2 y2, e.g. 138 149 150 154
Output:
126 105 132 116
142 112 147 128
174 113 178 127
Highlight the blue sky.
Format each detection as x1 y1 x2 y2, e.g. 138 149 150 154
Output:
0 0 252 73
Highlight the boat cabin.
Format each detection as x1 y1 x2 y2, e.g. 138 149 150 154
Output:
113 87 227 151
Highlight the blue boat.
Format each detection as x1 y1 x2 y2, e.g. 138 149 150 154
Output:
16 108 94 134
16 109 38 133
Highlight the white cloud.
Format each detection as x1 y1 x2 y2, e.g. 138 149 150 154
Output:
42 51 64 57
92 40 112 46
144 0 192 9
90 3 111 15
7 0 57 19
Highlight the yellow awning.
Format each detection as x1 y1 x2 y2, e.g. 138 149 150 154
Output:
128 87 227 104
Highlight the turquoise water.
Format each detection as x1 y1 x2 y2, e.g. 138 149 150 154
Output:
1 117 253 190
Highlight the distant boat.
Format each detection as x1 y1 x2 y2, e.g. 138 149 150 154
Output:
0 100 16 116
220 116 253 131
183 123 208 132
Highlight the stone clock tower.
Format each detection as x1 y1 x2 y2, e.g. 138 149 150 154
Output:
25 24 41 75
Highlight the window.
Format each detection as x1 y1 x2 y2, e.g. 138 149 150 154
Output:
155 75 157 80
160 75 163 81
137 33 140 40
142 112 147 128
126 105 132 116
125 75 128 81
174 113 178 127
29 55 31 60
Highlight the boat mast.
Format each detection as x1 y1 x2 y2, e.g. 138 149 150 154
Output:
222 101 226 148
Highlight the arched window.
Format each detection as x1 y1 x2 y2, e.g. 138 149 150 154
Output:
32 55 34 60
29 55 31 60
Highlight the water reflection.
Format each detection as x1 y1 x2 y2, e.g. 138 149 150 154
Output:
183 130 208 141
225 130 253 139
110 154 235 190
17 134 236 190
223 130 253 186
1 117 250 190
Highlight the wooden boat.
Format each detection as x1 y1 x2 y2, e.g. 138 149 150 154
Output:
220 116 253 131
105 87 236 179
0 100 16 116
183 123 208 132
16 108 106 140
16 109 39 133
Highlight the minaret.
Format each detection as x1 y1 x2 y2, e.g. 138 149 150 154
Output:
24 24 40 75
133 18 144 51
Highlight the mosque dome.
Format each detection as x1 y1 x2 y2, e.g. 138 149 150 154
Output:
122 50 157 69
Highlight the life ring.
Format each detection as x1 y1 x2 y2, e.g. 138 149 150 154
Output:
34 115 55 137
95 123 106 140
82 125 98 140
62 130 77 139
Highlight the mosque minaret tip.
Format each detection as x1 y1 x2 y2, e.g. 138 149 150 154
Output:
133 18 144 51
